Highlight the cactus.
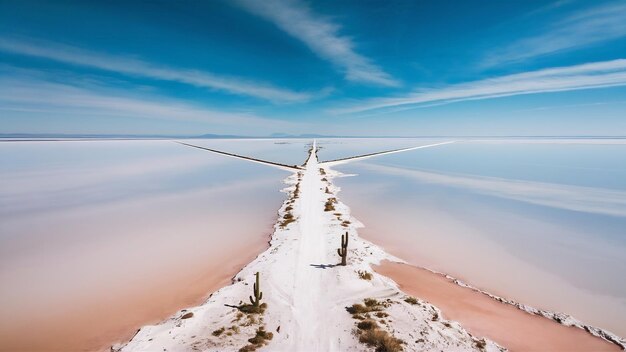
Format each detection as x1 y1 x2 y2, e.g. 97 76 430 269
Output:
337 232 349 266
249 272 263 307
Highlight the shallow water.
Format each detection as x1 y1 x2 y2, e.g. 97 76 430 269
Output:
332 138 626 336
0 139 306 350
184 138 312 166
1 138 624 349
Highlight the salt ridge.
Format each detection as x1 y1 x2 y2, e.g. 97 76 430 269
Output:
115 142 502 351
114 141 624 351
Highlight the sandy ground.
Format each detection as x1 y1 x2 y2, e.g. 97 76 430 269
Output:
375 261 621 351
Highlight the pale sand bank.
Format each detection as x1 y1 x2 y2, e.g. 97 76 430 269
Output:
375 260 620 351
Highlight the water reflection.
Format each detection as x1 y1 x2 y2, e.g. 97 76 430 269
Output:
0 140 293 350
333 139 626 336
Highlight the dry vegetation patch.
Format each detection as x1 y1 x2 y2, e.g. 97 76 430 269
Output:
359 329 403 352
357 319 379 330
232 311 244 322
279 212 296 228
248 326 273 344
293 183 301 199
324 197 337 212
180 311 194 319
358 270 373 280
374 312 388 318
232 299 271 350
475 339 487 350
348 298 403 352
238 326 274 352
279 184 301 228
403 296 418 305
347 298 387 315
212 327 225 337
238 302 267 315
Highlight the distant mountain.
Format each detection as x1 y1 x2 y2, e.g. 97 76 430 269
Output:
269 133 342 138
0 132 341 140
3 133 622 141
196 133 250 139
0 133 251 140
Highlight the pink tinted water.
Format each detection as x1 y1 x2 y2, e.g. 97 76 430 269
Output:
0 140 299 351
330 139 626 337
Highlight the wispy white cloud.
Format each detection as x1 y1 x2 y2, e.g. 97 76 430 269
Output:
483 1 626 67
333 59 626 114
0 37 312 103
0 73 296 129
235 0 399 87
362 163 626 218
510 100 626 113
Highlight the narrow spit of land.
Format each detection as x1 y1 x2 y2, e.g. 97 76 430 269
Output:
115 141 623 352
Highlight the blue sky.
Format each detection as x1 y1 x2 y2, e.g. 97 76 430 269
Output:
1 0 625 136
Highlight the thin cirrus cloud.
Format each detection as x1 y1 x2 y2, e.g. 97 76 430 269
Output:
332 59 626 114
234 0 399 87
0 74 296 129
0 37 312 103
362 163 626 218
482 1 626 67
